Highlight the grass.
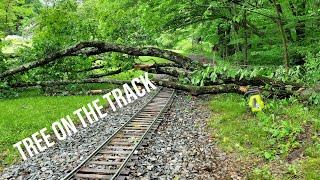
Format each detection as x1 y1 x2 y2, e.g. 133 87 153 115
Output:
209 93 320 179
0 64 149 171
302 158 320 179
0 93 106 170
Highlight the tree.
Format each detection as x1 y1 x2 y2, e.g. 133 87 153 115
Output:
0 0 37 35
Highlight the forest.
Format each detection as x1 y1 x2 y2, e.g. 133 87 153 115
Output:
0 0 320 179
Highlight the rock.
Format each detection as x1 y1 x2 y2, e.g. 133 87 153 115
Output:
147 165 154 171
149 156 157 162
40 167 47 172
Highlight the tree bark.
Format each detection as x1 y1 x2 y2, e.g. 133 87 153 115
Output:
273 0 290 71
0 41 193 79
153 79 242 95
243 9 249 65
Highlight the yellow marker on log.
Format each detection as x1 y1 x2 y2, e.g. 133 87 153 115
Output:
248 94 265 112
245 88 265 112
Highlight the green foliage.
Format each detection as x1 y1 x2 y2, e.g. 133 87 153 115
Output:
0 81 18 98
188 62 319 98
0 0 38 35
304 52 320 85
249 166 273 180
5 0 148 85
256 109 304 160
301 158 320 179
1 0 319 91
209 93 320 178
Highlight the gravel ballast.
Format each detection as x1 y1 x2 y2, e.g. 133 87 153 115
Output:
126 93 247 179
0 90 158 180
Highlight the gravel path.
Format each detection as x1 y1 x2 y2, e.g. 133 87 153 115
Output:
0 90 158 180
127 93 246 179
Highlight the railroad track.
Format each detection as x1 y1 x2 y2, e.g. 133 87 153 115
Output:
63 88 175 180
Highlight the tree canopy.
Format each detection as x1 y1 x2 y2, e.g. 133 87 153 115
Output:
0 0 319 103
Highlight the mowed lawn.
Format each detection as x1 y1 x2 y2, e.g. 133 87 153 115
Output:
0 95 103 170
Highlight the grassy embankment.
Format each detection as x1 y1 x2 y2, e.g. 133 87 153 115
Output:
209 94 320 179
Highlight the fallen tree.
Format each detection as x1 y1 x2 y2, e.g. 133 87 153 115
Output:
8 78 243 96
0 41 193 79
136 66 191 78
5 64 305 98
153 79 242 95
0 40 316 101
9 77 310 98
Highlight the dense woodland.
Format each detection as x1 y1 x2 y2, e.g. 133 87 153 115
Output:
0 0 320 178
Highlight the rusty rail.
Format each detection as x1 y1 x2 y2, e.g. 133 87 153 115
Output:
62 88 175 180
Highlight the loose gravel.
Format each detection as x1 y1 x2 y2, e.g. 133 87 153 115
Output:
0 90 158 180
126 92 247 179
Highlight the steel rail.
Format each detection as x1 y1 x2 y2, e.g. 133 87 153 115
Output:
62 88 162 180
110 89 175 179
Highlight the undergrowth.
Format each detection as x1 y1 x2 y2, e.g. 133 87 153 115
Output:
209 93 320 179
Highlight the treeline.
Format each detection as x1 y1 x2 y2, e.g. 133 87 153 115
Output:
0 0 319 102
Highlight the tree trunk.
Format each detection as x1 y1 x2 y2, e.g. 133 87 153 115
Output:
153 79 242 95
9 77 309 98
273 0 290 71
243 9 249 65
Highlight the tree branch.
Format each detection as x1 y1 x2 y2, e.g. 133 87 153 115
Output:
0 41 193 79
8 78 242 96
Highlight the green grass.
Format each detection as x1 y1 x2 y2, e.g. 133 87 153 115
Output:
0 94 105 170
0 69 147 170
209 93 320 178
302 158 320 179
136 56 170 64
209 94 269 154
